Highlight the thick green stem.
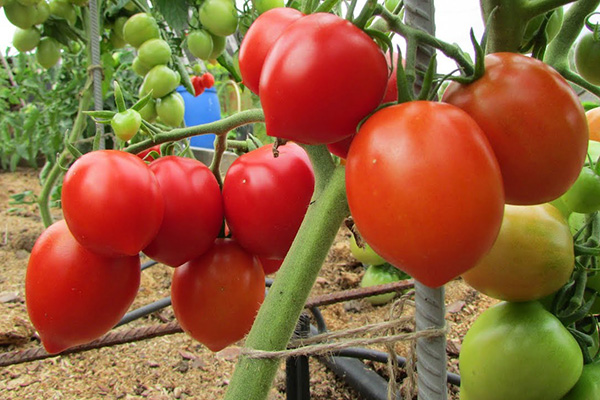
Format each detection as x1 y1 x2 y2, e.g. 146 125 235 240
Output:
545 0 600 68
38 89 93 228
481 0 528 53
376 6 474 75
209 132 227 187
224 146 350 400
123 109 264 154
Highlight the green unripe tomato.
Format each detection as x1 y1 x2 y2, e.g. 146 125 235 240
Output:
384 0 400 12
209 33 226 60
199 0 238 37
132 56 150 76
17 0 40 6
562 361 600 399
109 29 126 48
140 65 180 98
13 27 40 52
123 13 159 48
460 301 583 400
360 264 402 305
138 98 157 122
49 0 76 26
112 16 128 39
111 109 142 141
253 0 283 14
137 38 171 68
561 166 600 214
187 30 213 60
575 32 600 86
349 234 386 266
156 91 185 127
4 0 37 28
32 0 49 24
36 37 61 69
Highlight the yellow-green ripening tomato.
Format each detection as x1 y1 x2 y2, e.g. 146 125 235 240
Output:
4 0 37 28
199 0 238 37
187 30 213 60
132 56 150 76
349 233 386 266
49 0 76 26
140 65 180 99
31 0 49 24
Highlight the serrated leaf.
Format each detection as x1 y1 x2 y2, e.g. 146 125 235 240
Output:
155 0 189 32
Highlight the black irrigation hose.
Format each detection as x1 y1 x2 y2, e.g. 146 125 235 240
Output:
115 297 172 327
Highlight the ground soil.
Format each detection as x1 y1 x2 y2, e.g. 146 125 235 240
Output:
0 167 498 400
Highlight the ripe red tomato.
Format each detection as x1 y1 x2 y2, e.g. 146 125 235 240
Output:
143 156 223 268
26 220 141 354
346 101 504 288
259 13 388 144
191 75 205 97
258 256 283 275
61 150 164 257
443 52 588 205
222 143 314 259
136 144 161 162
201 72 215 88
171 238 265 352
238 7 303 95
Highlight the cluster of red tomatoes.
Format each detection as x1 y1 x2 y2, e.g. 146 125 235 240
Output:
238 9 596 397
26 143 315 354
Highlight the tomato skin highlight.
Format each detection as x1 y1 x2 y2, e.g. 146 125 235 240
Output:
61 150 164 257
171 239 265 352
238 7 303 95
26 220 141 354
346 101 504 288
143 156 224 268
223 143 315 259
461 203 574 302
259 12 388 145
443 52 588 205
459 301 583 400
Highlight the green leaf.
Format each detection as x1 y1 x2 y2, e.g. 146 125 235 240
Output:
155 0 189 32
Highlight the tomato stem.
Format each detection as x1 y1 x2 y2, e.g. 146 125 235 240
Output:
224 146 350 400
122 108 265 154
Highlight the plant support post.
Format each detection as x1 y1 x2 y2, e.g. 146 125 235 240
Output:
405 0 448 399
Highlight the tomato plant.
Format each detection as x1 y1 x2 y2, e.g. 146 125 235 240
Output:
171 238 265 352
223 143 315 259
238 7 304 95
461 203 574 302
443 52 588 205
26 220 141 354
111 109 142 141
459 301 583 400
143 156 223 268
259 12 388 144
575 32 600 86
61 150 164 257
346 101 504 288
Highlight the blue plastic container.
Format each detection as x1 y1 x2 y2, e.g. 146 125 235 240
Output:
176 86 221 149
